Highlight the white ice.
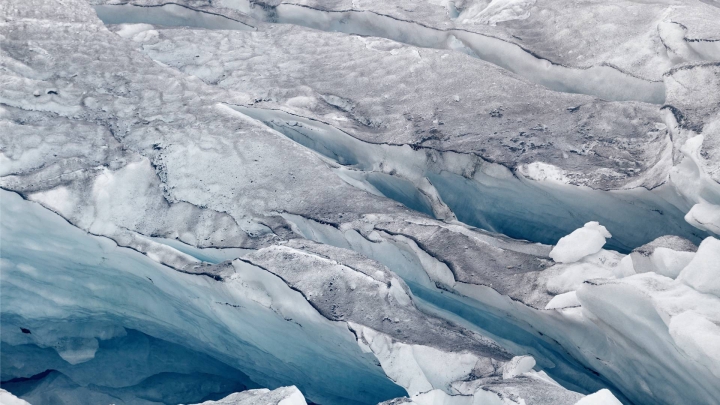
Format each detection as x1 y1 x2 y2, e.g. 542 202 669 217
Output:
549 222 611 263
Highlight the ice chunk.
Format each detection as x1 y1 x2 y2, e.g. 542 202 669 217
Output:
114 23 155 39
668 310 720 380
191 386 306 405
677 237 720 297
53 337 99 365
502 355 536 379
350 323 479 395
685 202 720 235
0 389 31 405
574 389 622 405
627 236 697 279
459 0 536 26
545 291 580 310
545 249 625 294
549 222 611 263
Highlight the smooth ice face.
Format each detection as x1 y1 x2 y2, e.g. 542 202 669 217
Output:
549 222 611 263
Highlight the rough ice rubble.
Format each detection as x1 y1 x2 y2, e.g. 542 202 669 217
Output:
190 386 307 405
547 229 720 404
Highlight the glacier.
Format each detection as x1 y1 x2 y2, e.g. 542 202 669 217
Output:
1 0 720 404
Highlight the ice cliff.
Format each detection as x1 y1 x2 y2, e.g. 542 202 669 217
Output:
1 0 719 404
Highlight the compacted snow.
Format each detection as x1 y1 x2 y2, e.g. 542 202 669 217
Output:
1 0 720 404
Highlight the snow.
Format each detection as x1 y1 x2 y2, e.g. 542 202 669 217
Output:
549 222 612 263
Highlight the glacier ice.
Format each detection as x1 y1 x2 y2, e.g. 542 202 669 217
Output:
548 222 612 263
2 0 720 404
190 386 307 405
0 191 406 405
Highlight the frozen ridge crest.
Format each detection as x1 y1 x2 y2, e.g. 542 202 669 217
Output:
1 0 719 404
